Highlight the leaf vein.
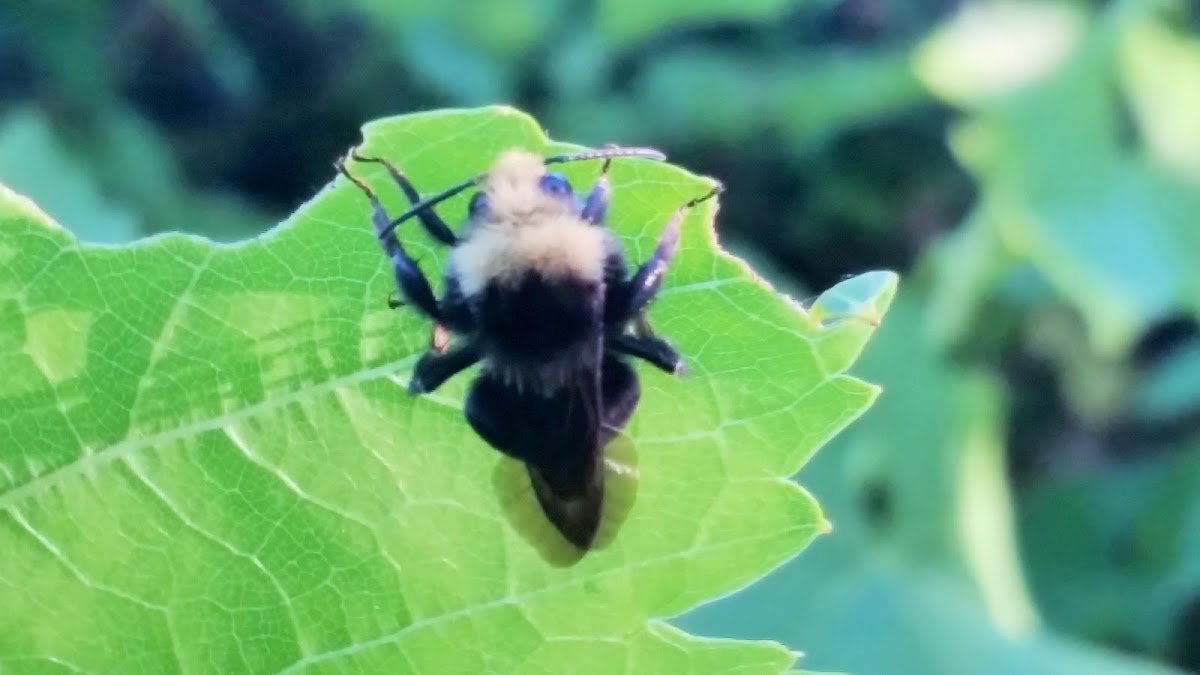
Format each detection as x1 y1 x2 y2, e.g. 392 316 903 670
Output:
0 356 420 512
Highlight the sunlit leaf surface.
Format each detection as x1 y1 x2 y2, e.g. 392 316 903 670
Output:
0 107 893 674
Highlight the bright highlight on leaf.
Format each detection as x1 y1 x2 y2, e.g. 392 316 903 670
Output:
914 2 1084 105
0 107 894 673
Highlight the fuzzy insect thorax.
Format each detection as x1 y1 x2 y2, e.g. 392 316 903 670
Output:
451 150 611 298
445 150 617 393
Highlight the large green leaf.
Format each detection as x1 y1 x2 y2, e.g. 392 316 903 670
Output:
0 107 894 673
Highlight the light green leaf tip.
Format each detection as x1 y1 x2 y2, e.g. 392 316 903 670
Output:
0 106 895 674
809 270 898 327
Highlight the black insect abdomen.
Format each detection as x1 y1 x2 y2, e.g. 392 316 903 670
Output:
476 271 602 363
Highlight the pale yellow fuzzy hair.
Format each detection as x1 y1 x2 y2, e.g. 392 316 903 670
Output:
451 150 611 298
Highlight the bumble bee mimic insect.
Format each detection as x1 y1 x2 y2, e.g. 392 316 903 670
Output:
336 145 722 550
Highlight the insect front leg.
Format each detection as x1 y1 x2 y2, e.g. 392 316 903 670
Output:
337 158 443 322
581 157 613 224
349 150 459 246
612 183 724 322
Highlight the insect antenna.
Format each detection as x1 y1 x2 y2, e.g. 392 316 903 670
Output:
374 146 665 244
376 176 480 243
544 146 666 166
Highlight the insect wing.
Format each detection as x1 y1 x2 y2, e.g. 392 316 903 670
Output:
523 375 606 550
493 419 640 566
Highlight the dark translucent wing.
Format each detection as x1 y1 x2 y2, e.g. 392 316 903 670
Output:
491 429 639 567
525 353 644 549
525 367 605 549
465 353 607 548
482 353 643 558
527 465 604 550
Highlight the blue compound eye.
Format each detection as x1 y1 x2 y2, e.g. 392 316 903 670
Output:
539 172 572 197
467 192 489 219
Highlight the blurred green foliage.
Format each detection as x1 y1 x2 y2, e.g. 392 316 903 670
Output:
2 0 1199 673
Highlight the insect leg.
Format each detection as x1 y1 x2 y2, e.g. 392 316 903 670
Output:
580 157 613 224
350 150 459 246
436 273 476 333
613 183 724 321
409 340 482 394
608 333 687 376
336 157 443 322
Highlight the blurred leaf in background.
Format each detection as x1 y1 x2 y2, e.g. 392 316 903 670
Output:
920 0 1200 357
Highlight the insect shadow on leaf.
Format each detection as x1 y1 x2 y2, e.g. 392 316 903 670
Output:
336 143 721 555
